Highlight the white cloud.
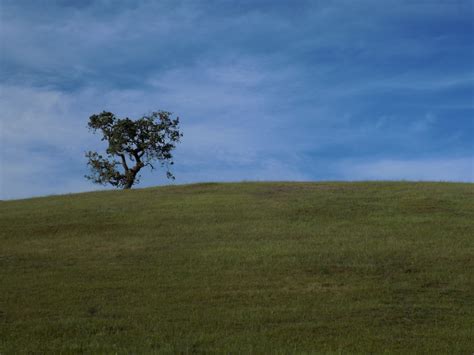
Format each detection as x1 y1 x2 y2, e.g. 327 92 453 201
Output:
174 158 310 184
339 157 474 182
0 72 307 199
1 0 472 199
0 85 89 147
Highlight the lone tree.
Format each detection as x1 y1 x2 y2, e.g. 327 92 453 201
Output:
85 110 182 189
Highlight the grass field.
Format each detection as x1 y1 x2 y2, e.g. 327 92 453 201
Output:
1 182 473 352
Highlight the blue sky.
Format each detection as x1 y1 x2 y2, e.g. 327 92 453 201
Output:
1 0 473 199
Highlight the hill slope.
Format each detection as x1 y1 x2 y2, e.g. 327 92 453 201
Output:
1 182 473 352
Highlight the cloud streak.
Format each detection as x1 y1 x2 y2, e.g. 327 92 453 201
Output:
1 0 473 199
339 158 473 182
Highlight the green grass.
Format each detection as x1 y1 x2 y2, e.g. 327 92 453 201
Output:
1 182 473 353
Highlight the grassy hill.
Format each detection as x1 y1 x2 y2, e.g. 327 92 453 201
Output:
1 182 473 352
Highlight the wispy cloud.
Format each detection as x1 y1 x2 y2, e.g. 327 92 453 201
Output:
1 0 473 199
339 157 473 182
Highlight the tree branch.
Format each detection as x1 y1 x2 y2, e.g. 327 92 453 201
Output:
86 110 181 189
118 153 129 172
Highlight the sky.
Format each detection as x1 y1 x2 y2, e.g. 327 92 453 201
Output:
0 0 473 199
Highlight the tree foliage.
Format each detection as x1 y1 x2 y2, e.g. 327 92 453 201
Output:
85 111 182 189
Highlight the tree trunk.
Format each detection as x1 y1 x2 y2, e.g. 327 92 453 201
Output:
123 174 136 189
123 163 142 189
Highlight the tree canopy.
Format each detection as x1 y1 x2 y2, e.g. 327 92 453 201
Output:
85 111 182 189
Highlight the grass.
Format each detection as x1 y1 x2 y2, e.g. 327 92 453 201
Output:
0 181 473 353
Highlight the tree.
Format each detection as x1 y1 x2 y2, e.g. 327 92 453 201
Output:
85 110 182 189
